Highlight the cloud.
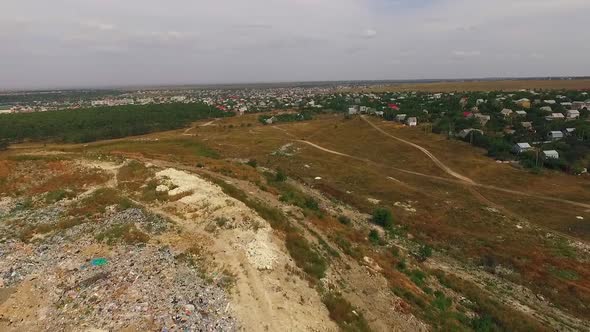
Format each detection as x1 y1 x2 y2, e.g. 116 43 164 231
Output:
0 0 589 89
364 29 377 38
452 50 481 57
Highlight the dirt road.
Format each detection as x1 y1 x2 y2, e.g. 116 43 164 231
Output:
361 115 475 184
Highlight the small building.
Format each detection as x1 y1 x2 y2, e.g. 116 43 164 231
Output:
474 114 491 126
542 150 559 159
560 102 573 108
515 98 531 109
543 100 557 105
540 106 552 113
521 121 533 130
512 142 533 154
547 131 564 141
546 113 565 121
395 114 407 122
359 106 369 114
564 128 576 136
457 128 483 139
406 117 417 127
566 109 580 119
500 108 513 117
348 107 358 115
515 110 527 116
572 101 586 110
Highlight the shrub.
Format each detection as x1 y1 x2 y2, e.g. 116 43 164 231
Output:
285 232 327 280
275 169 287 182
246 159 257 168
371 208 394 229
368 229 381 246
322 293 371 332
337 215 351 225
416 244 433 262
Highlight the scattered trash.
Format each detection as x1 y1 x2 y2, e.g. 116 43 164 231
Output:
91 258 108 267
516 224 523 229
576 216 584 220
314 177 322 180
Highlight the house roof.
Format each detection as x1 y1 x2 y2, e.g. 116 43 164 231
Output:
516 142 532 148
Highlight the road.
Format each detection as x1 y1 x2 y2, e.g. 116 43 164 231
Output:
361 115 475 184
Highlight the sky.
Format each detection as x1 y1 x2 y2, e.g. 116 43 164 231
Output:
1 0 589 89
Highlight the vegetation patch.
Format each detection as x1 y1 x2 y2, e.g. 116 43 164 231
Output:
285 232 327 280
95 223 150 245
322 293 371 332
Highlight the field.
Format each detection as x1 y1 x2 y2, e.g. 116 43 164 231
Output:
2 111 590 331
352 79 590 92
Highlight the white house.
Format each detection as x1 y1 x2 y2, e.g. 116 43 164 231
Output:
515 110 527 116
547 131 564 141
406 117 417 126
542 150 559 159
348 107 358 115
521 122 533 130
474 114 491 126
564 128 576 136
546 113 565 121
544 100 557 105
512 142 533 154
458 128 483 139
395 114 407 122
566 109 580 119
540 106 552 113
500 108 513 117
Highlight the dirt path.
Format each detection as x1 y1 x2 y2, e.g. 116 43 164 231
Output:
361 115 475 184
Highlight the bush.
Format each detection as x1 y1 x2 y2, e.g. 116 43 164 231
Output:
275 169 287 182
337 215 351 225
285 232 327 280
322 293 371 332
371 208 394 229
368 229 381 245
246 159 257 168
416 244 433 262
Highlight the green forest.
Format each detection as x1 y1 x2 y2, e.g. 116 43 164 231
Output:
0 103 231 143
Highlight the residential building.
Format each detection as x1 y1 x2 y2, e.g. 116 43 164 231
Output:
515 98 531 109
547 131 564 141
542 150 559 159
407 117 417 126
500 108 513 117
512 142 533 154
566 109 580 119
546 113 565 121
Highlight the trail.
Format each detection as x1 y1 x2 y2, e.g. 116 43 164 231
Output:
361 115 475 184
294 138 590 210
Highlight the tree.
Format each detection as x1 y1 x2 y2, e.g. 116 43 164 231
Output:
371 208 394 229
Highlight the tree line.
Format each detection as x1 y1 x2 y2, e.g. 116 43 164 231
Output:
0 103 231 144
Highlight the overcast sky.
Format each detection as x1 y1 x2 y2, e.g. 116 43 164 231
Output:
1 0 589 89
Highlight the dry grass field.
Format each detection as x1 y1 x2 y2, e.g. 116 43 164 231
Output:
352 79 590 92
5 112 590 330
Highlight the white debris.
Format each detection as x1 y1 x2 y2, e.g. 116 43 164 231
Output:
155 185 169 193
576 216 584 220
314 177 322 180
516 224 523 229
367 198 380 205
